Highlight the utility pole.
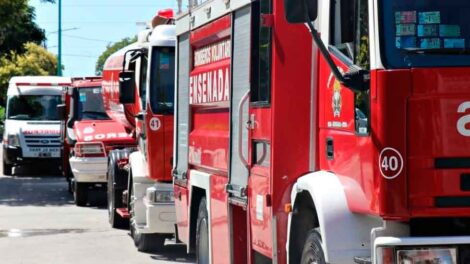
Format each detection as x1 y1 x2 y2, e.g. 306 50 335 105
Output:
57 0 62 76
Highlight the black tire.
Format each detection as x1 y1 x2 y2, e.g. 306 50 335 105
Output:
74 182 88 207
128 172 166 253
67 179 73 194
300 229 326 264
66 166 74 194
196 197 209 264
3 161 12 176
135 232 166 253
107 150 129 229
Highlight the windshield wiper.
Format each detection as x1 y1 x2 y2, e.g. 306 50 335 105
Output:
402 48 470 55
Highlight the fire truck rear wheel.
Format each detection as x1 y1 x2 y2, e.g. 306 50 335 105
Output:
3 162 12 176
196 197 209 264
74 182 88 207
300 228 326 264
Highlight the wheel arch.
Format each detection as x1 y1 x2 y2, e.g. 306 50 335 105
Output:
288 171 382 264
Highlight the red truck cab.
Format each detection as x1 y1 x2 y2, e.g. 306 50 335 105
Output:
67 77 135 206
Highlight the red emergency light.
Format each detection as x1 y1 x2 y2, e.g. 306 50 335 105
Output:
157 9 174 20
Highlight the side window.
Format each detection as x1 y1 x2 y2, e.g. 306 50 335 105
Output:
140 55 148 109
251 0 272 106
331 0 370 135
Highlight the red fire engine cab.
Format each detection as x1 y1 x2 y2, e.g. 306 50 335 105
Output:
65 77 135 206
174 0 470 263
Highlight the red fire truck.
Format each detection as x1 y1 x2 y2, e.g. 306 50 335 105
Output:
103 10 177 252
173 0 470 263
65 77 135 206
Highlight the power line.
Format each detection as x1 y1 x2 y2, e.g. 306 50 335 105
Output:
62 54 99 58
62 34 112 43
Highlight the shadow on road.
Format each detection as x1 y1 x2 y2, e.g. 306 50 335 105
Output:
150 243 195 263
0 175 73 207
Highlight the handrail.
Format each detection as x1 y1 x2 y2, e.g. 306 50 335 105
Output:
238 90 250 169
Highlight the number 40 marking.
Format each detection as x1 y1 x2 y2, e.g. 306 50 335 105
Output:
379 147 404 180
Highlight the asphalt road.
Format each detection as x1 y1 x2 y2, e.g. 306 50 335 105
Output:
0 163 194 263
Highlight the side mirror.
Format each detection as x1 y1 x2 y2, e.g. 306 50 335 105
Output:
284 0 318 24
119 71 136 104
56 104 67 120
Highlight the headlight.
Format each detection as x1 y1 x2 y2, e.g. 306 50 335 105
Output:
7 134 20 147
146 187 174 203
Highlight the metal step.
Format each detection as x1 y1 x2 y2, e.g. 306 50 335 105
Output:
354 256 372 264
116 208 130 219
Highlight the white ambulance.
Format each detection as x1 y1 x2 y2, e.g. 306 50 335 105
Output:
3 76 71 175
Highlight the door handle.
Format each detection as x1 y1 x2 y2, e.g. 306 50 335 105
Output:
326 138 334 160
238 91 250 169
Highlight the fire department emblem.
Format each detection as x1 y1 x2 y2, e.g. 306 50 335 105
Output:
328 70 344 118
332 79 342 117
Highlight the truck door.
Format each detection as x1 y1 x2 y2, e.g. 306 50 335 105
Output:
320 0 371 183
144 46 175 182
136 53 149 160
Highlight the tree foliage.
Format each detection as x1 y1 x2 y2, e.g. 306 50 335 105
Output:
0 42 57 104
0 0 54 55
95 36 137 75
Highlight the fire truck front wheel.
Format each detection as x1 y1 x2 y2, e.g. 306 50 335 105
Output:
74 182 88 207
134 232 165 253
196 197 209 264
300 228 326 264
3 161 12 176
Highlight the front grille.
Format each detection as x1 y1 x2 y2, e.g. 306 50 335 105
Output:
435 158 470 169
24 135 61 148
435 197 470 208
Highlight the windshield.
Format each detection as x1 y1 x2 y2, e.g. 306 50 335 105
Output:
382 0 470 68
150 46 175 114
7 95 62 121
76 87 110 120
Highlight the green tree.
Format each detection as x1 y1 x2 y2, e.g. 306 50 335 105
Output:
0 42 57 105
95 36 137 75
0 0 54 55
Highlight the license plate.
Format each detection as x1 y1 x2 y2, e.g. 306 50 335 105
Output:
29 148 60 158
397 248 457 264
39 152 51 158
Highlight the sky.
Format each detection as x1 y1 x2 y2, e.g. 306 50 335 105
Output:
29 0 177 77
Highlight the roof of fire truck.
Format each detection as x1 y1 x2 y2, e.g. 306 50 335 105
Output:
71 77 102 88
8 76 72 96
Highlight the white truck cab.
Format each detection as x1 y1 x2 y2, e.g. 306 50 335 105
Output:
3 76 71 175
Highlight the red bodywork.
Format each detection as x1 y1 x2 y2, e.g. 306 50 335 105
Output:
69 78 135 154
175 0 470 263
174 5 312 262
101 38 174 182
102 50 140 131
